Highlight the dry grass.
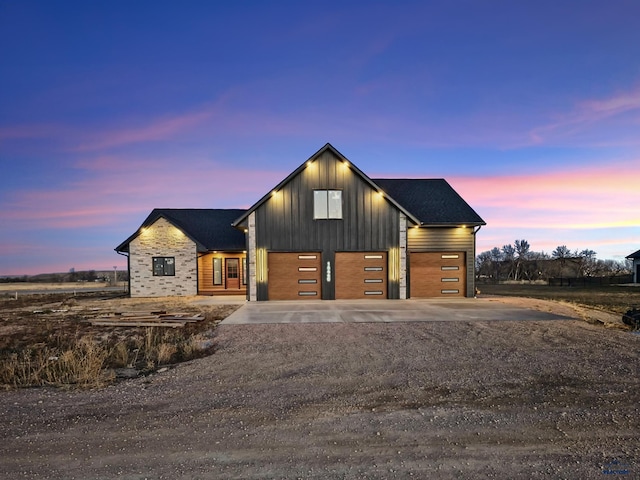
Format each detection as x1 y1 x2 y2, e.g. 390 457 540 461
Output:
1 337 114 388
479 283 640 315
0 292 240 389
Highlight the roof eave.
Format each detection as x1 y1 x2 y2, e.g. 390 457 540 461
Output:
414 221 487 228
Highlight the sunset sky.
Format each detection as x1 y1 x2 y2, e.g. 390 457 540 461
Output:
1 1 639 275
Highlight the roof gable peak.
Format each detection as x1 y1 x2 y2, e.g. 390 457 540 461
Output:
233 143 419 226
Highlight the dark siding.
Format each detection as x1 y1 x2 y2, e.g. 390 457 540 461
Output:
255 150 401 300
407 227 477 298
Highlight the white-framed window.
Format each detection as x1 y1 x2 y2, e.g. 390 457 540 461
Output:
153 257 175 276
314 190 342 219
213 258 222 285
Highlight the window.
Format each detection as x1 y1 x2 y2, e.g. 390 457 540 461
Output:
153 257 175 276
227 260 239 279
314 190 342 219
213 258 222 285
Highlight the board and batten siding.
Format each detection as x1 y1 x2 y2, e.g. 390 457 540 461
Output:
253 150 402 300
407 226 477 298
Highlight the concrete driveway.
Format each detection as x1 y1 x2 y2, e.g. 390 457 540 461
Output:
221 298 572 324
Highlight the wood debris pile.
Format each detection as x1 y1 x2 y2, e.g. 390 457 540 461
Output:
86 311 204 328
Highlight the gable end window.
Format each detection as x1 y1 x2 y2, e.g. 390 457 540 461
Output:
153 257 175 276
314 190 342 219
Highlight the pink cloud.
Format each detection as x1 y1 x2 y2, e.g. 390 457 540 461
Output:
71 109 215 152
528 86 640 146
447 159 640 259
0 153 286 230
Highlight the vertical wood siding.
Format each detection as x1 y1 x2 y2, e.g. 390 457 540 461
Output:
254 150 401 300
407 227 477 298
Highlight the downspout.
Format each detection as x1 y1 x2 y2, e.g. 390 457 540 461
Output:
116 250 130 296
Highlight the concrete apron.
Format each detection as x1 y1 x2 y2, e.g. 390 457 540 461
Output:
220 298 573 325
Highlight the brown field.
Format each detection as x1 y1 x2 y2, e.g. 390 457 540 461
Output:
0 281 117 291
479 283 640 316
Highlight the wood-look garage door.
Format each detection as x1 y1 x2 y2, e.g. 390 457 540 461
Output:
268 252 321 300
335 252 387 299
410 252 466 298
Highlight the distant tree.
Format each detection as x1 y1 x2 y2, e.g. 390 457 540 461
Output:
514 239 531 281
624 258 633 273
598 259 629 276
502 244 516 280
490 247 503 281
552 245 572 277
577 249 597 277
552 245 572 259
476 251 493 279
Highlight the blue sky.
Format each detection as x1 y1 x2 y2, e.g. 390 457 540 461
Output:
1 0 639 275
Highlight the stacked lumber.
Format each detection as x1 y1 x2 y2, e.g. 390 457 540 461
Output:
87 311 204 328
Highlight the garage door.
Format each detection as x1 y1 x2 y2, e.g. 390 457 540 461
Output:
335 252 387 299
410 252 466 297
268 252 321 300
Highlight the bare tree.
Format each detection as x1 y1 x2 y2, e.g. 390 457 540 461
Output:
476 251 493 279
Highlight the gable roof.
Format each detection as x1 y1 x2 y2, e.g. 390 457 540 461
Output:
626 249 640 259
232 143 420 227
115 209 247 253
372 178 486 226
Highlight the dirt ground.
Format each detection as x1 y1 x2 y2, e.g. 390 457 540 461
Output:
0 293 638 479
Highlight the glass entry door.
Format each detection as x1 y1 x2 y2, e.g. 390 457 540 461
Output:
226 258 240 289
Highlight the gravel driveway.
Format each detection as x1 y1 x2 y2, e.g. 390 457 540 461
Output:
1 301 638 479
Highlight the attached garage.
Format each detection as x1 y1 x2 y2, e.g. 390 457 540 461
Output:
409 252 466 298
335 252 388 299
267 252 321 300
229 144 485 301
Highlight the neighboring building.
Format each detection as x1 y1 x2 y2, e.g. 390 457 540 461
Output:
627 249 640 283
116 143 485 299
115 209 247 297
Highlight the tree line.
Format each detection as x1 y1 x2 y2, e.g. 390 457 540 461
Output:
476 240 632 282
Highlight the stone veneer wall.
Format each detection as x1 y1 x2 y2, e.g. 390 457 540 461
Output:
129 217 197 297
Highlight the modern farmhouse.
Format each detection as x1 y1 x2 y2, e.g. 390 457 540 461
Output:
116 143 485 300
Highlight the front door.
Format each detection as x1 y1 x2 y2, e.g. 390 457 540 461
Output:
226 258 240 289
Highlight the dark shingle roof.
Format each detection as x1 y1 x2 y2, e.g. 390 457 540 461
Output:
626 249 640 259
115 209 247 253
372 178 485 226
